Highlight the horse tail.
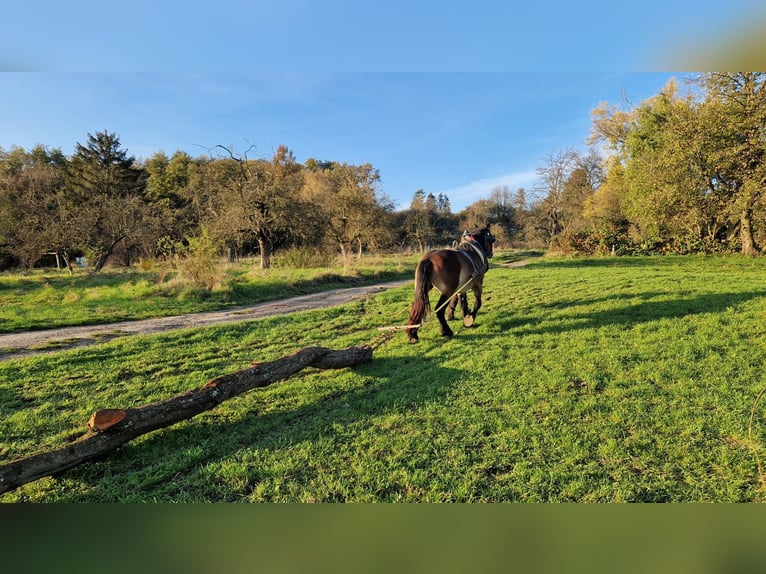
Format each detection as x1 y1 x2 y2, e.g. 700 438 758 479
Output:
408 258 433 326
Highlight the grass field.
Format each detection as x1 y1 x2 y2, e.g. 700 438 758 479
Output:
2 253 766 502
0 254 418 333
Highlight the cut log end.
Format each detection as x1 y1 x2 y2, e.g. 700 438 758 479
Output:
1 344 373 496
87 409 128 432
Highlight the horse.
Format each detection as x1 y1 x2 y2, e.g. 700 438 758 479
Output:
405 226 495 343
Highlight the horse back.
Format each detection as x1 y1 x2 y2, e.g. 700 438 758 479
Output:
423 249 472 295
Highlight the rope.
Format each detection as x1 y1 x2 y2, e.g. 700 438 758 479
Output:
434 276 475 314
369 329 396 350
369 250 487 350
377 323 422 331
372 272 477 347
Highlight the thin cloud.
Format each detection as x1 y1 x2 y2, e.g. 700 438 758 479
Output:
434 170 538 211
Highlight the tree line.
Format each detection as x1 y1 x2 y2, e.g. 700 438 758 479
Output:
0 135 454 271
2 72 764 272
538 72 766 255
0 130 534 273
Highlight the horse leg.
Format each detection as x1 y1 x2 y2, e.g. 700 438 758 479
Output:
446 294 459 320
406 258 433 344
462 291 474 326
459 293 470 319
435 293 454 338
464 283 482 327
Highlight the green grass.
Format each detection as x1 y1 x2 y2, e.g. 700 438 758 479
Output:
0 254 418 333
3 253 766 501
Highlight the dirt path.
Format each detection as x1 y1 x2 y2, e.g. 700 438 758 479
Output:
0 280 411 362
0 258 535 363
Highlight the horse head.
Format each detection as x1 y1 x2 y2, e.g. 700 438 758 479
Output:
462 226 495 259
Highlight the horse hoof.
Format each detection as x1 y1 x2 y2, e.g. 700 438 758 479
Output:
409 336 419 344
463 315 475 327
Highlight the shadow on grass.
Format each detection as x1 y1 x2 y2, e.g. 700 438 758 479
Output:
492 250 545 265
496 289 766 336
523 255 746 270
50 355 464 501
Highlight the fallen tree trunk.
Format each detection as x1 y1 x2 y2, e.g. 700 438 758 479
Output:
0 344 372 496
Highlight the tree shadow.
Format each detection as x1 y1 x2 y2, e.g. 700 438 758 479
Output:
529 290 670 313
493 250 545 265
50 355 465 501
525 256 704 270
496 290 766 336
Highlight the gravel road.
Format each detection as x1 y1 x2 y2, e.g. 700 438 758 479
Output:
0 280 411 362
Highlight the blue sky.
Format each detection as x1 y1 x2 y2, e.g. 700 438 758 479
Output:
2 0 764 211
3 1 762 72
0 72 681 211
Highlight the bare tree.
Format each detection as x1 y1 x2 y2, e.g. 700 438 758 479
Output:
204 144 306 268
532 149 578 241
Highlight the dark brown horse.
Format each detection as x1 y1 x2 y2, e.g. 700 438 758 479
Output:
405 226 495 343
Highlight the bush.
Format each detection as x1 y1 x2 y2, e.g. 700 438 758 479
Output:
178 228 225 291
547 228 745 257
273 247 336 268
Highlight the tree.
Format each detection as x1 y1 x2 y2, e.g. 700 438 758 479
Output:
531 149 578 242
621 83 720 246
143 150 198 258
436 193 451 213
485 185 522 244
590 75 766 254
696 73 766 254
589 100 635 155
205 144 305 268
424 192 438 212
459 199 493 232
559 167 594 234
303 161 394 260
582 157 630 252
404 189 435 251
0 145 71 270
410 188 426 211
66 131 147 271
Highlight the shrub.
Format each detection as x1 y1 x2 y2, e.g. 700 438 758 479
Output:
178 228 225 291
273 247 336 269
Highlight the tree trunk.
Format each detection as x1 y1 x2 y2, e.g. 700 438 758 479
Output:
92 236 126 272
740 208 759 255
93 252 109 272
0 344 372 495
257 236 271 269
61 250 74 275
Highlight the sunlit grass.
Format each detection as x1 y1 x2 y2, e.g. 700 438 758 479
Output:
2 254 766 501
0 253 419 333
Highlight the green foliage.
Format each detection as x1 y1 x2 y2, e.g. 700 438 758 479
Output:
3 255 766 501
178 228 223 291
272 247 337 269
586 73 766 255
3 72 765 267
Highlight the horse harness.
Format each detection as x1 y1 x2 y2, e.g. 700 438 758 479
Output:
457 238 489 278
